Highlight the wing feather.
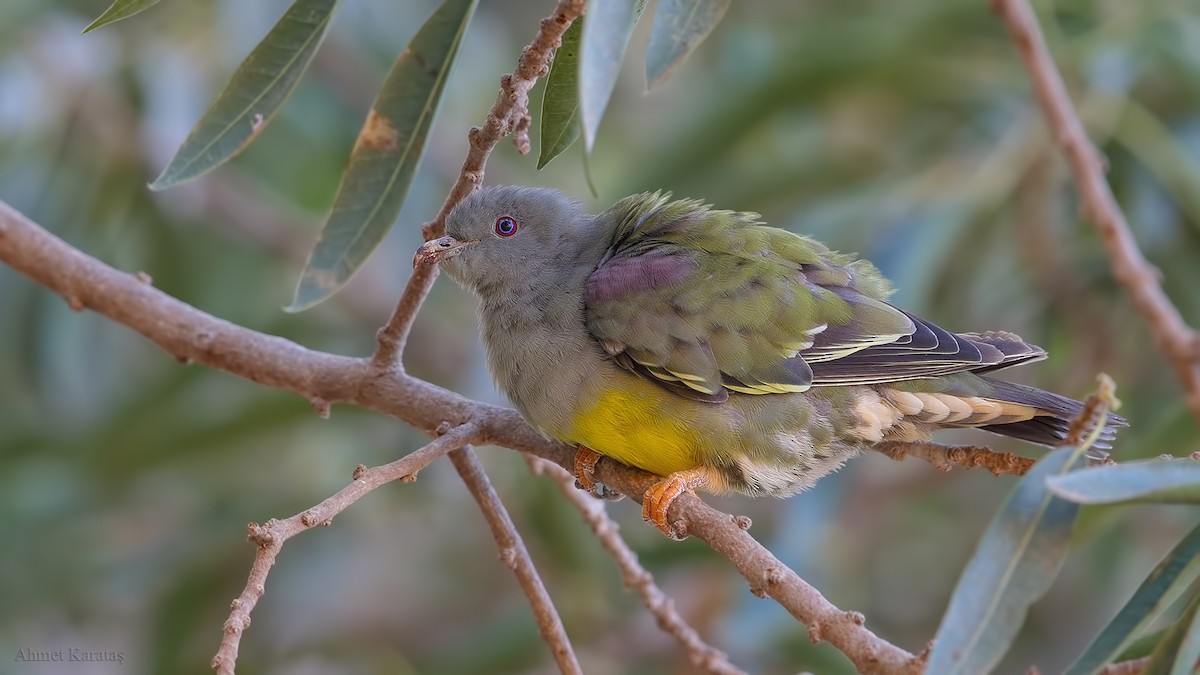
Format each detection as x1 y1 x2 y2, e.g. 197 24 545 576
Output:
583 193 1047 401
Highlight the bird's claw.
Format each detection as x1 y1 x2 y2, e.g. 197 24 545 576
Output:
642 467 709 540
573 446 623 501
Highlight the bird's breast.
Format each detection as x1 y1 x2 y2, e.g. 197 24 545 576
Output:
566 379 702 478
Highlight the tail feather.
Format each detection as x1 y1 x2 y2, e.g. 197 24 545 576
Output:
977 378 1126 448
961 331 1047 375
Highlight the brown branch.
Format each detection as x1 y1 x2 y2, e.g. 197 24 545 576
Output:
994 0 1200 422
874 441 1036 476
529 458 747 675
372 262 437 370
210 421 483 674
577 454 924 675
0 197 920 674
372 0 586 368
450 449 581 675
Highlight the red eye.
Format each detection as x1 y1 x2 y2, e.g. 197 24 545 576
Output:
494 216 517 237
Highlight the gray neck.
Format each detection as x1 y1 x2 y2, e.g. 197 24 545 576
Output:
477 223 614 437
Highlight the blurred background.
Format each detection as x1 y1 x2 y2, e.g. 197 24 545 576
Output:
2 0 1199 673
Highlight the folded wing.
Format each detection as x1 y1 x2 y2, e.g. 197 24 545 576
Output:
583 193 1044 403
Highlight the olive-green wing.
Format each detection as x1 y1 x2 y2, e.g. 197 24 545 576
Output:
582 194 911 401
584 194 1048 402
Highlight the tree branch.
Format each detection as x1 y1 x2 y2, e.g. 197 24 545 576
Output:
449 448 582 675
874 441 1036 476
578 453 924 675
210 421 483 674
0 195 919 675
372 0 587 369
994 0 1200 422
529 458 747 675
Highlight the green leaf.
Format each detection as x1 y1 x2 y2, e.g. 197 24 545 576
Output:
149 0 339 190
83 0 162 33
288 0 477 311
1065 521 1200 675
1144 591 1200 675
927 446 1085 675
537 17 583 170
1047 461 1200 505
645 0 730 89
579 0 646 150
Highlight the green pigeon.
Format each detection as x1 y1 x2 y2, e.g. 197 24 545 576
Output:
415 187 1123 537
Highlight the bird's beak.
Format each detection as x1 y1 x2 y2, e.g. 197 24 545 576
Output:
414 235 472 268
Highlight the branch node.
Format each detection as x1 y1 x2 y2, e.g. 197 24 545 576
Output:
807 620 823 644
499 545 519 569
845 610 866 626
435 420 453 436
310 397 331 418
765 567 784 587
64 294 84 311
300 509 320 527
352 463 367 480
732 514 752 530
134 270 152 285
247 522 273 547
666 518 689 541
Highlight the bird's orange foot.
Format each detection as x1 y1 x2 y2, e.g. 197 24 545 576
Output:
572 446 623 500
642 467 710 540
572 446 602 494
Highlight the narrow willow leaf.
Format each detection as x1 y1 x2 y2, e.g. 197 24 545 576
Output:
1048 461 1200 505
288 0 477 311
927 446 1084 675
579 0 646 150
645 0 730 89
1144 591 1200 675
1066 522 1200 675
537 18 583 169
149 0 339 190
83 0 162 33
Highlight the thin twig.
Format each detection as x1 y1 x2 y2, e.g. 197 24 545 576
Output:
450 449 582 675
994 0 1200 422
211 421 482 674
529 458 747 675
874 441 1036 476
371 0 587 369
372 262 437 370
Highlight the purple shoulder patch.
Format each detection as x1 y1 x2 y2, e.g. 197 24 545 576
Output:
585 250 697 304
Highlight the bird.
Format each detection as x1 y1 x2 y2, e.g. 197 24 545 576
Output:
414 186 1124 537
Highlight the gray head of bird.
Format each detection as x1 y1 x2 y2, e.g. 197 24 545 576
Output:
414 186 589 291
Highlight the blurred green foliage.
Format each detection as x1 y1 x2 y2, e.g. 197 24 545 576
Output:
2 0 1199 673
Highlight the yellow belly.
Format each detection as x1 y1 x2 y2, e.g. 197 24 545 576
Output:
567 384 700 477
